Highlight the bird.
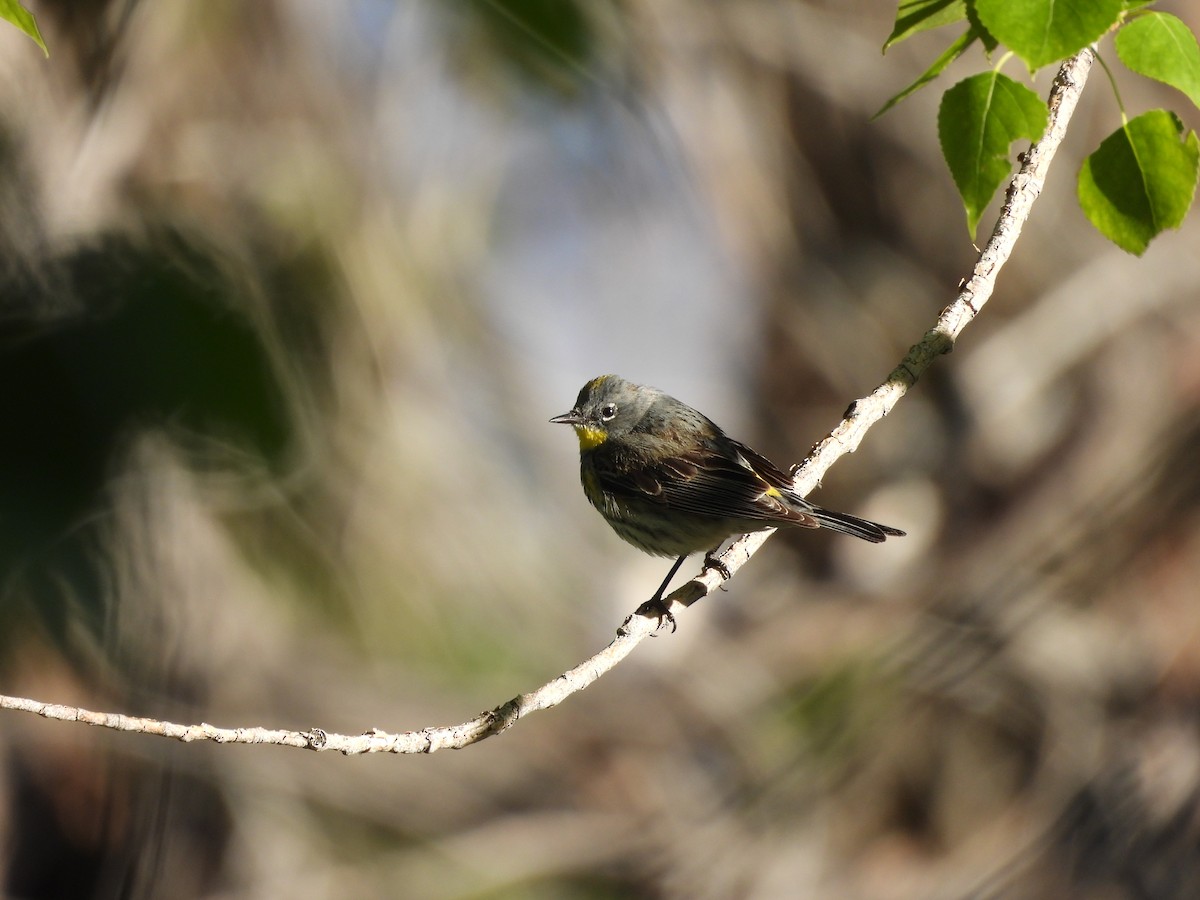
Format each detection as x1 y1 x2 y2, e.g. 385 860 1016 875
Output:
551 375 903 622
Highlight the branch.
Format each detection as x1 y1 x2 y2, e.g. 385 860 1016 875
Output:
680 47 1096 610
0 49 1095 754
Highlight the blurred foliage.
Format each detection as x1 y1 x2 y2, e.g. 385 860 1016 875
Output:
0 229 294 642
780 657 896 766
458 0 596 94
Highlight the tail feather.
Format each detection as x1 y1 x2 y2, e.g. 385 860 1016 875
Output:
807 506 905 543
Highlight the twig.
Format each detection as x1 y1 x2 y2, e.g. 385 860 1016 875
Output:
0 49 1095 754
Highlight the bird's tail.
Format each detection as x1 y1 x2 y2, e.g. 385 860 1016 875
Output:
807 505 905 543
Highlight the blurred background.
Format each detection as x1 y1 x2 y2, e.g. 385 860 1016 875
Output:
1 1 1199 897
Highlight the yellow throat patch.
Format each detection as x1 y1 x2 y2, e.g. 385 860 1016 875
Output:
573 425 607 451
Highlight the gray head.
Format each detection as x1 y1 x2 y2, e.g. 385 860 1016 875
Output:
550 375 662 449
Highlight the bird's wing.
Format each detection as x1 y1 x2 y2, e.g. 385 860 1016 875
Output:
590 436 903 542
591 437 817 525
725 438 903 540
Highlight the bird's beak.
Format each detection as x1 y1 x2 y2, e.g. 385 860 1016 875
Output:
550 410 583 425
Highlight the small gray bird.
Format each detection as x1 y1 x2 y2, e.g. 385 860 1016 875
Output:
552 375 904 617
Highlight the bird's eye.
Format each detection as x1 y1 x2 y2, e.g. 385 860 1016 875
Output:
600 403 617 421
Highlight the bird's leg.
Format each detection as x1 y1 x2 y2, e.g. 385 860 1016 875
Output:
634 554 687 633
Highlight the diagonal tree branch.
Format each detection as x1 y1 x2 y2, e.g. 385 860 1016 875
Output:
0 48 1095 755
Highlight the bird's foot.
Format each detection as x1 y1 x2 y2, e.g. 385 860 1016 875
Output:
703 551 732 583
631 595 677 635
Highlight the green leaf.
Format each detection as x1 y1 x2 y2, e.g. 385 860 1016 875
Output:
964 2 1000 53
0 0 47 57
1115 12 1200 111
883 0 967 51
876 29 976 117
1078 110 1200 254
938 72 1048 236
975 0 1123 70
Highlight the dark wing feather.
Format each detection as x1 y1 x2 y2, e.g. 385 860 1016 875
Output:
591 434 819 526
723 438 795 490
590 433 904 542
725 437 904 541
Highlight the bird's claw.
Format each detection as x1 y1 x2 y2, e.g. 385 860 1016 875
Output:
633 596 677 634
703 551 732 582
